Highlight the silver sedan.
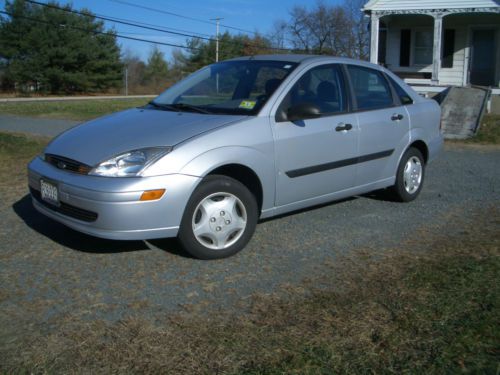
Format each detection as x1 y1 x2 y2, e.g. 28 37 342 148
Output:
28 55 443 259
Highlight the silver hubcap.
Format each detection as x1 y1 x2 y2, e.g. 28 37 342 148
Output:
403 156 422 194
192 192 247 250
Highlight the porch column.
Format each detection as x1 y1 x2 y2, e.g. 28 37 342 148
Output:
432 14 443 85
370 13 380 64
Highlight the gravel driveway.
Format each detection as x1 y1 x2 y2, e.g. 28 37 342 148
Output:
0 117 499 344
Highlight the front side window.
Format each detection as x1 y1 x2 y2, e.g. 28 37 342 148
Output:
277 64 346 120
152 60 298 115
347 65 394 111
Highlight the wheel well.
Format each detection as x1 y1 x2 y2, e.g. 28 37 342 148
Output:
409 141 429 164
207 164 263 211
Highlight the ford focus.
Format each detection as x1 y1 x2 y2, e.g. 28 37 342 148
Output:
28 55 443 259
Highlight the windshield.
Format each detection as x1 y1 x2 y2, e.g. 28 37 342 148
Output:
151 60 298 115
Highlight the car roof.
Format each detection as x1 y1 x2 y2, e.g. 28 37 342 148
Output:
226 54 369 66
227 54 424 103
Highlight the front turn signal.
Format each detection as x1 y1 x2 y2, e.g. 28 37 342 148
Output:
140 189 165 201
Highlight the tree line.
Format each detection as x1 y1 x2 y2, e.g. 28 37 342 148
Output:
0 0 368 95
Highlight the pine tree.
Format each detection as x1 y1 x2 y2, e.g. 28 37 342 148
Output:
0 0 123 94
144 46 169 93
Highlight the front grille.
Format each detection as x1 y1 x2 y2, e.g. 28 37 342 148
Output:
30 187 98 222
45 154 92 175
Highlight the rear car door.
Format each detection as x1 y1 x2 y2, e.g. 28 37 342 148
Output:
345 65 410 187
271 63 359 207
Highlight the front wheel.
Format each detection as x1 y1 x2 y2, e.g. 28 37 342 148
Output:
392 147 425 202
178 175 258 260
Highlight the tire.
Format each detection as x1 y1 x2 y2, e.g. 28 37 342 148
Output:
392 147 425 202
178 175 258 260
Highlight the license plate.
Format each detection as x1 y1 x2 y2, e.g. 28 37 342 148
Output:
40 179 59 206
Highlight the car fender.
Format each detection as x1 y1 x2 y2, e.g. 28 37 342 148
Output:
409 126 431 145
384 128 413 180
179 146 276 212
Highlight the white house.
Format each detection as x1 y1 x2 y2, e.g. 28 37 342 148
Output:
363 0 500 89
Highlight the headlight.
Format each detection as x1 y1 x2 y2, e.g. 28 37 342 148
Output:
89 147 171 177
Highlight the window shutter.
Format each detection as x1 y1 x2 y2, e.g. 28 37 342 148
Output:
400 29 411 67
442 29 455 68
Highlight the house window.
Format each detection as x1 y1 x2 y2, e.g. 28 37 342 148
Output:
413 30 433 65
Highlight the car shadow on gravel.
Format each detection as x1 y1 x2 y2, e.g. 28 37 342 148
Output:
259 196 357 223
13 194 187 256
360 188 400 202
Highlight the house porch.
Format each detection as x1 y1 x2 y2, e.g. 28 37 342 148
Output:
369 8 500 88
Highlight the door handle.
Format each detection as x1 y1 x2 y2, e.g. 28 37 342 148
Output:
335 123 353 132
391 113 404 121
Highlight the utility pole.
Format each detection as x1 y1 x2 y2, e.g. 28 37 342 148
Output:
210 17 223 93
124 67 128 96
210 17 223 62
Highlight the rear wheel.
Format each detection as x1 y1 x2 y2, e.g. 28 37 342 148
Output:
178 175 258 259
392 147 425 202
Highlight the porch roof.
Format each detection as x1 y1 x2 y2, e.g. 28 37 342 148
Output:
363 0 500 13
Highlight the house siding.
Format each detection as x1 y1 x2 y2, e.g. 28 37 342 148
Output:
384 17 434 73
439 27 467 85
443 14 500 86
380 13 499 86
366 1 500 87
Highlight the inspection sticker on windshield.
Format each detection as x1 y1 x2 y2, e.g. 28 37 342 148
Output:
239 100 256 110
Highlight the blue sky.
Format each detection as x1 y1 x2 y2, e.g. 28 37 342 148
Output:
1 0 344 62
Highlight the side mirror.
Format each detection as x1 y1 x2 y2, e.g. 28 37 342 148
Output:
286 102 321 122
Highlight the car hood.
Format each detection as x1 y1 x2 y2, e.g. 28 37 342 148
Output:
44 108 247 166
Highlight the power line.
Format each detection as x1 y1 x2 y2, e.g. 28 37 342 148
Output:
101 16 212 39
25 0 215 42
0 10 200 51
108 0 259 36
23 0 299 53
107 0 302 49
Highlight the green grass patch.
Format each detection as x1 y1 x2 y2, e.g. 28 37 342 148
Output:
0 98 150 121
470 114 500 144
0 132 48 158
0 132 49 200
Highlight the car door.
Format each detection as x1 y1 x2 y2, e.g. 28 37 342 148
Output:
271 63 359 207
345 64 410 187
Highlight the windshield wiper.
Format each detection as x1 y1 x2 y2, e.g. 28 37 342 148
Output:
169 103 212 114
148 101 211 114
148 101 177 112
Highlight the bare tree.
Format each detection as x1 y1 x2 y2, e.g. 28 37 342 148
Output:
269 0 369 59
342 0 370 60
288 5 314 52
268 20 288 50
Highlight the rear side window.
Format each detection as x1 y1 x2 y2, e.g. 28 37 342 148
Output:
347 65 394 111
388 76 414 105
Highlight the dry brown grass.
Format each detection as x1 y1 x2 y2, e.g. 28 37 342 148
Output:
1 132 498 374
1 206 498 374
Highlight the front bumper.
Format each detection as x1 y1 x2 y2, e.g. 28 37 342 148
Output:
28 157 201 240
